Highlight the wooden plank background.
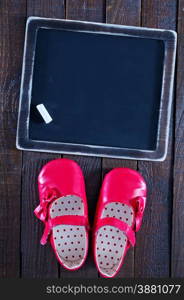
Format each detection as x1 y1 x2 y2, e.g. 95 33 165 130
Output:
0 0 183 278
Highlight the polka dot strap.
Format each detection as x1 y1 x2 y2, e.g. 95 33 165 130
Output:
94 217 136 247
40 215 89 245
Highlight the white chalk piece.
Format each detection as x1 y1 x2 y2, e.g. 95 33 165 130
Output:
36 104 53 124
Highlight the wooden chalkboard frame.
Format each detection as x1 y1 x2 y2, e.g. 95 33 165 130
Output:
16 17 177 161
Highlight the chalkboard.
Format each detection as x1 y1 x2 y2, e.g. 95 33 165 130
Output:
16 18 177 161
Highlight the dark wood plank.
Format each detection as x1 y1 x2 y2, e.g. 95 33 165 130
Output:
0 0 26 278
103 0 141 278
21 0 65 278
21 152 61 278
66 0 105 22
27 0 65 18
141 0 177 29
135 0 177 278
172 0 184 277
106 0 141 25
61 0 104 278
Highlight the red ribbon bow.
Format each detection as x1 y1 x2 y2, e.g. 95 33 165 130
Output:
34 188 59 222
131 196 146 232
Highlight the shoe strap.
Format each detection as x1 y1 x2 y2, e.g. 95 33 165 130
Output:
94 217 135 247
40 215 89 245
108 195 146 232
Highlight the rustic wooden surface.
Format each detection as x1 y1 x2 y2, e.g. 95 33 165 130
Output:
0 0 183 278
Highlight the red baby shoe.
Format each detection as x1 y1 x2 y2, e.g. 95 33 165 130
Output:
34 158 89 271
93 168 147 278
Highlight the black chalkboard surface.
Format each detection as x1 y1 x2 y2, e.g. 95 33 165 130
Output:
30 28 164 150
16 18 177 161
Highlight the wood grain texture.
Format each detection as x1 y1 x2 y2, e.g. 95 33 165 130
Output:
62 0 104 278
106 0 141 25
141 0 177 29
0 0 26 277
172 0 184 277
66 0 105 22
104 0 141 278
21 0 65 278
27 0 65 18
136 0 177 278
